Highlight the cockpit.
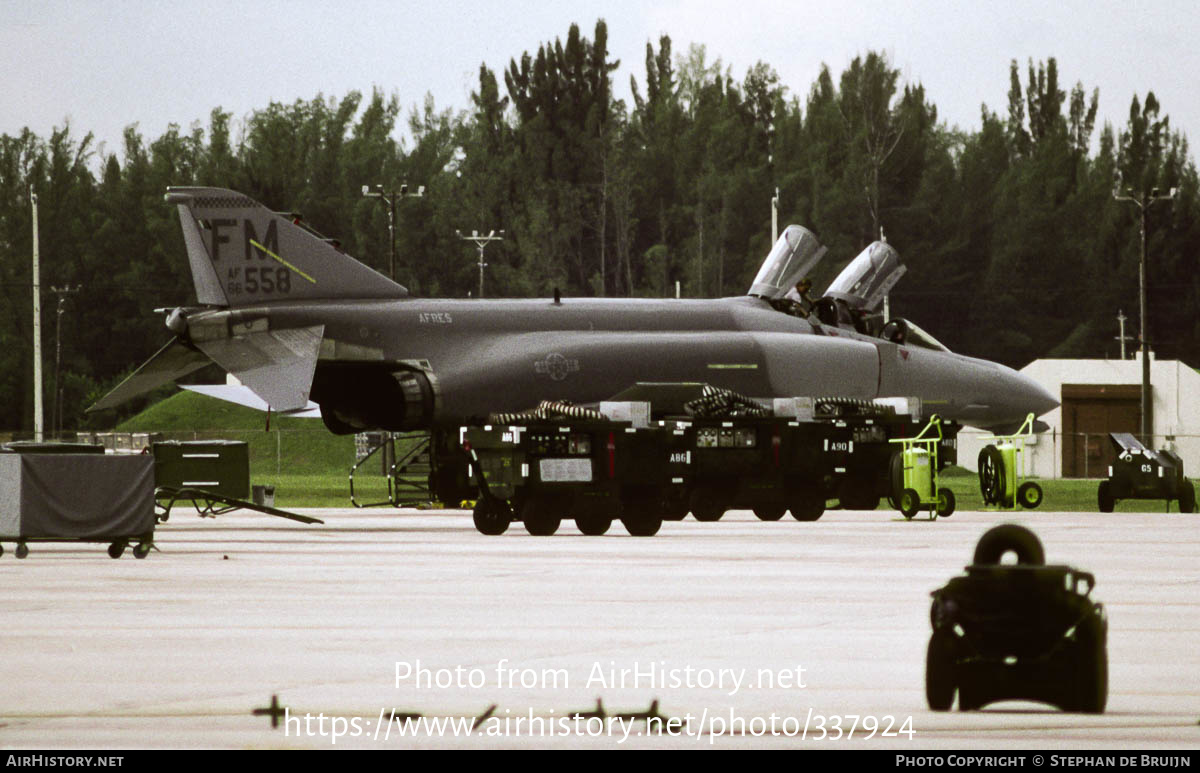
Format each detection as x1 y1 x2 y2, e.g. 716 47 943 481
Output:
750 226 950 352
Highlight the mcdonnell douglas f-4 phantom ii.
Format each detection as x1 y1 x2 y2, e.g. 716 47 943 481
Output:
91 186 1056 468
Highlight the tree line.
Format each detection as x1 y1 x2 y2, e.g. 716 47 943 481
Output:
1 19 1196 433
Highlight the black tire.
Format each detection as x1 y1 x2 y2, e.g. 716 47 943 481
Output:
521 498 561 536
108 541 126 559
15 542 28 559
1017 481 1043 509
621 514 663 537
662 504 689 521
472 498 510 535
692 502 725 522
936 487 956 517
978 445 1006 506
133 543 151 559
889 451 906 505
1097 480 1115 513
839 478 881 511
753 504 786 521
926 631 958 711
1178 481 1196 514
972 524 1045 566
1069 617 1108 713
575 514 612 536
789 489 825 522
899 487 922 520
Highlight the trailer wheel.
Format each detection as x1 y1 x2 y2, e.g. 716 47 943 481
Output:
521 498 561 536
936 487 956 517
662 505 689 521
1017 481 1043 509
472 499 510 535
889 451 906 505
576 514 612 536
1178 481 1196 514
789 489 825 521
108 540 127 559
621 513 662 537
1069 616 1108 714
133 543 151 559
753 504 786 521
972 524 1045 566
978 446 1006 505
926 631 958 711
15 542 28 559
898 488 922 519
1097 480 1115 513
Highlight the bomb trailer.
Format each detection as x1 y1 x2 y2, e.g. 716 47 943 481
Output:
458 389 959 536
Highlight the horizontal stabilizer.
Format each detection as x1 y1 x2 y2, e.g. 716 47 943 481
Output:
180 385 321 418
87 339 212 413
194 325 324 413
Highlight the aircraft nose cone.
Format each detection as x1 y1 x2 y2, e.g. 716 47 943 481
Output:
1010 369 1058 418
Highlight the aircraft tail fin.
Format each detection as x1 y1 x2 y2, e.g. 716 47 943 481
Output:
165 187 408 306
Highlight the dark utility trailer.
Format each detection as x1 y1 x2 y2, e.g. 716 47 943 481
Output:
926 524 1107 713
0 444 156 559
463 419 692 536
152 440 322 524
1098 433 1196 513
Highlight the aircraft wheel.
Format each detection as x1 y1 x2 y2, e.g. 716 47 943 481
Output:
472 499 510 535
1097 480 1115 513
935 487 956 517
1178 481 1196 514
898 488 922 520
978 446 1006 505
972 523 1045 566
108 540 127 559
133 542 151 559
789 489 824 522
576 514 612 536
926 631 958 711
1017 481 1043 509
521 498 561 536
15 542 29 559
753 504 786 521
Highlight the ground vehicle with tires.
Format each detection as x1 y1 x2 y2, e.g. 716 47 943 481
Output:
1098 433 1196 513
976 413 1043 510
926 524 1108 713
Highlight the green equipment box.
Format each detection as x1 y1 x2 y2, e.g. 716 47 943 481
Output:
152 440 250 500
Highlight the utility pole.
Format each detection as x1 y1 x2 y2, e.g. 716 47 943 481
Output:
362 182 424 282
1113 185 1177 440
1115 309 1133 360
456 229 504 298
51 285 79 439
31 187 43 442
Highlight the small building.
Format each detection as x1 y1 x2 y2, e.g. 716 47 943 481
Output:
958 352 1200 479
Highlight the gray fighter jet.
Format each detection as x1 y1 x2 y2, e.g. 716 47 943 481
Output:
90 187 1057 435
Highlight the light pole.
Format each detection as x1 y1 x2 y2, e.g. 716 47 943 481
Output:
457 229 504 298
31 187 43 442
50 285 79 439
362 182 424 282
1113 185 1177 440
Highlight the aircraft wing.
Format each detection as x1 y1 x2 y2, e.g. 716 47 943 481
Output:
87 339 213 413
